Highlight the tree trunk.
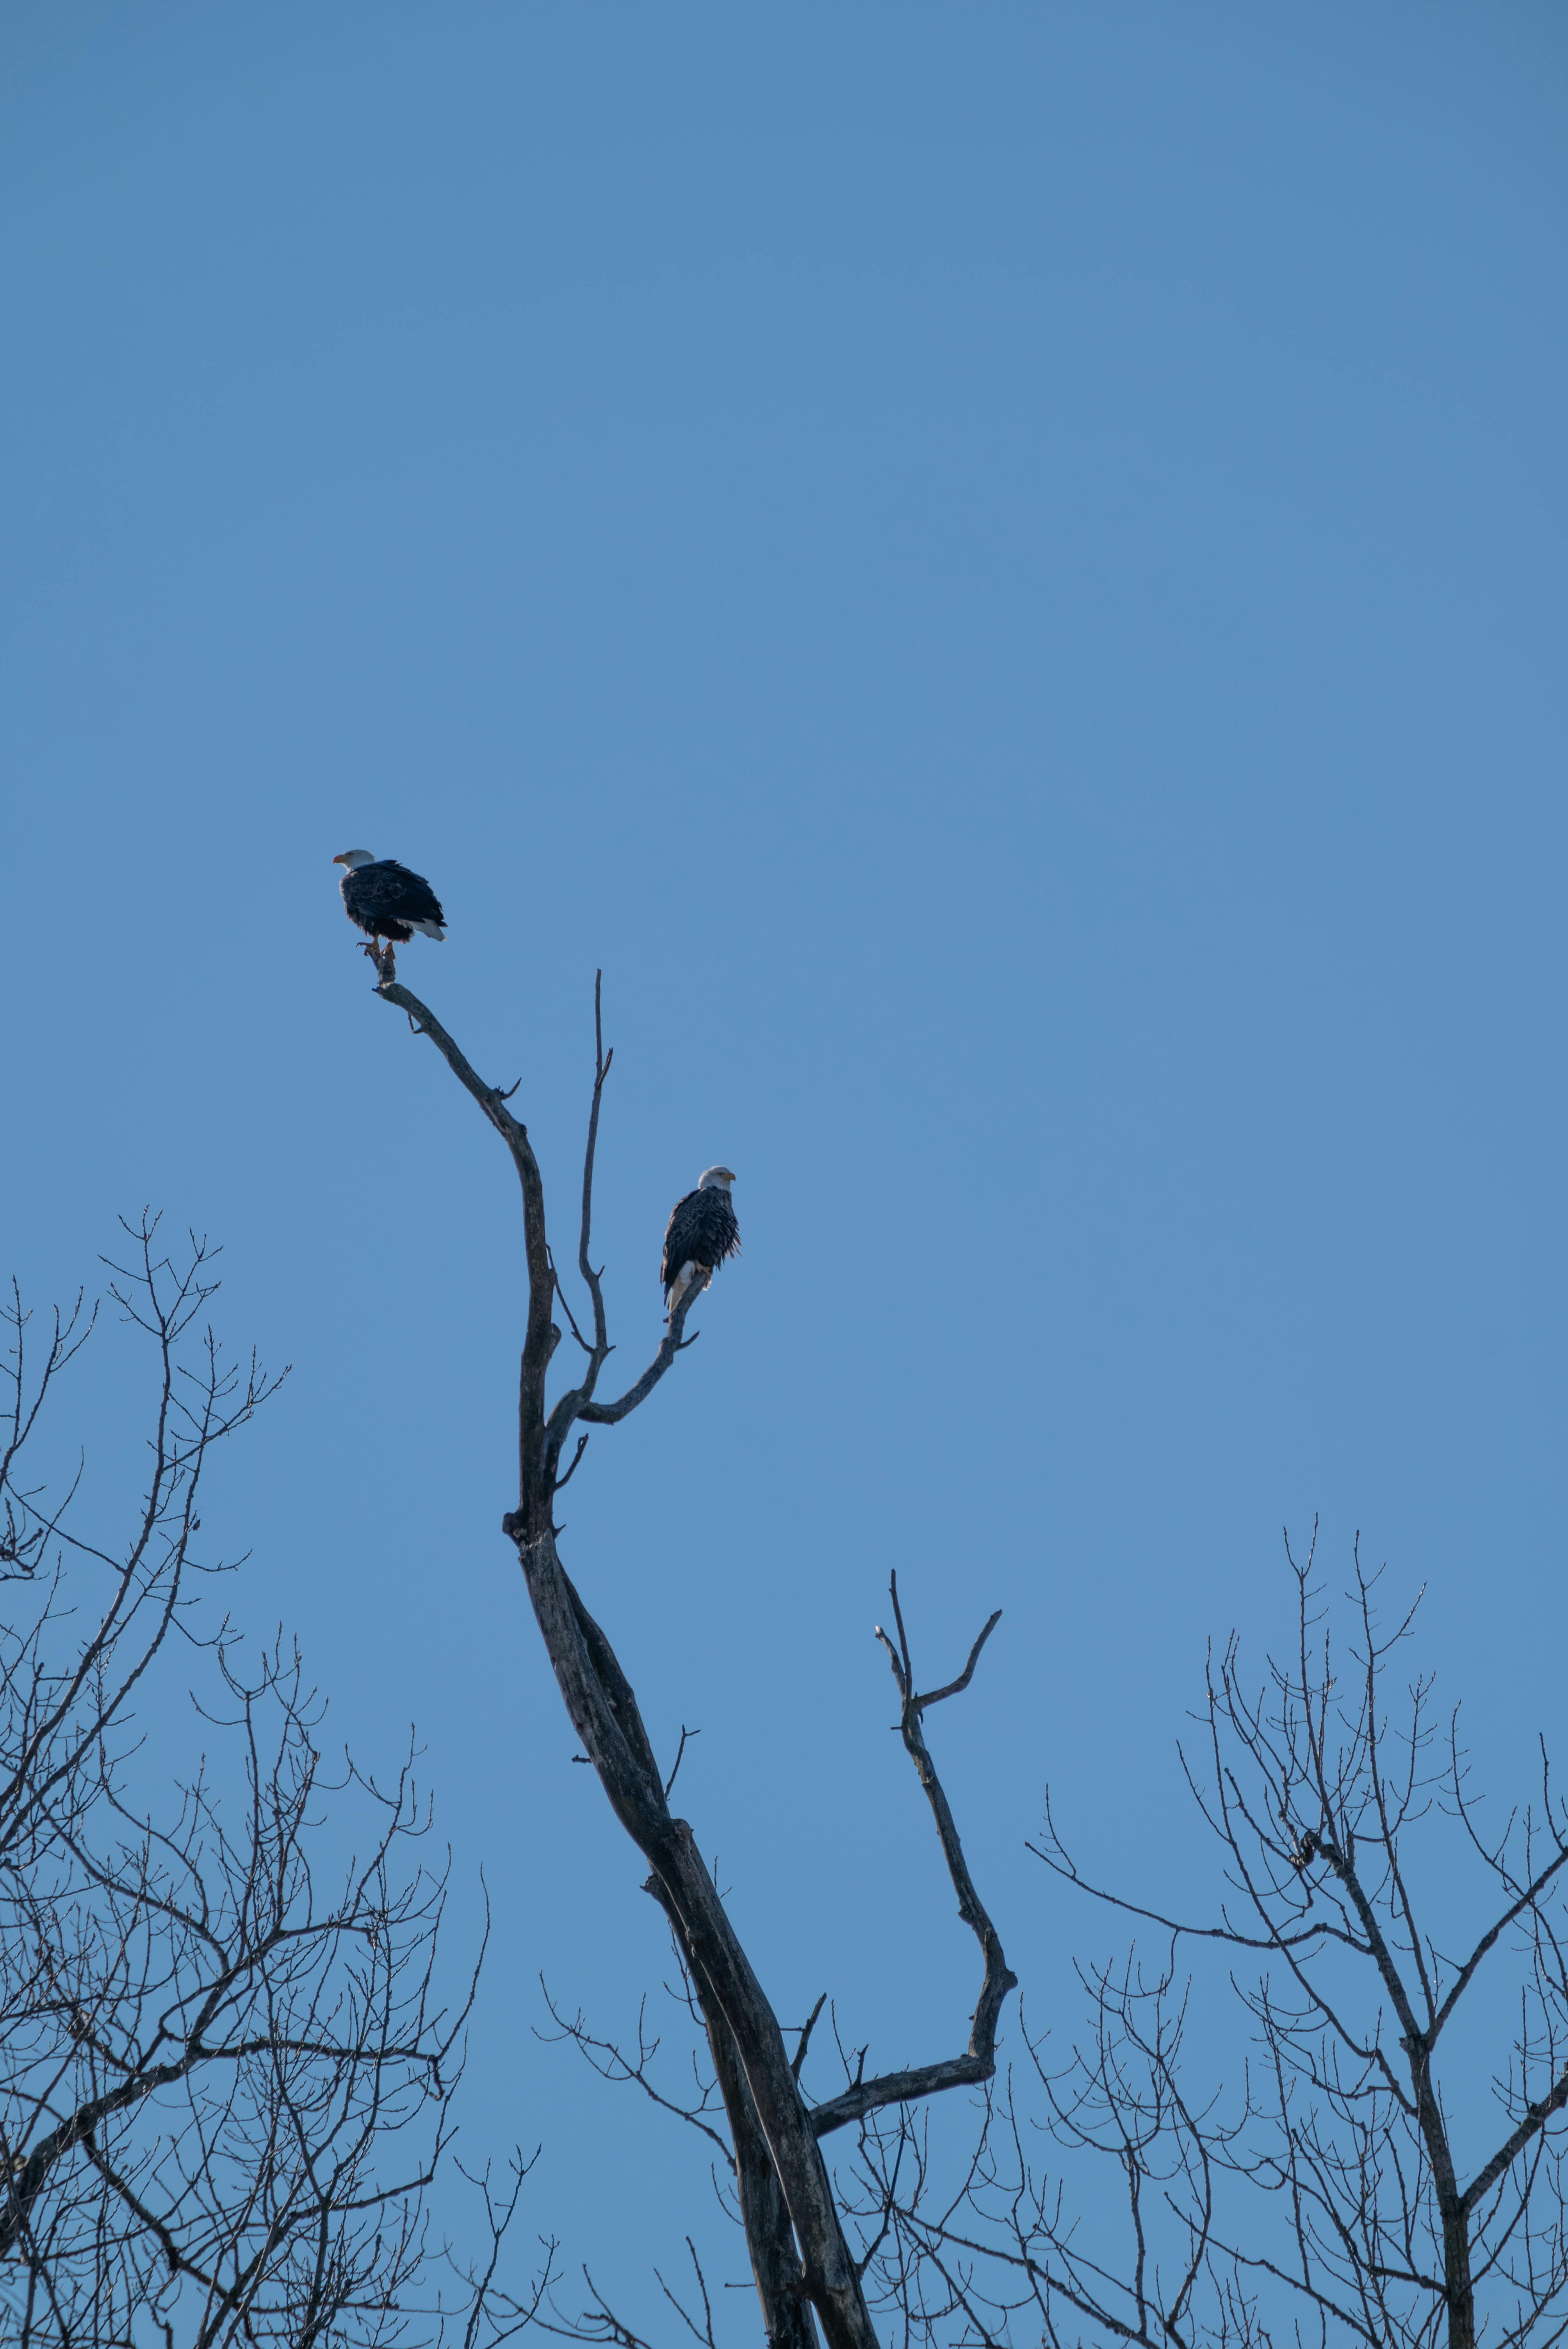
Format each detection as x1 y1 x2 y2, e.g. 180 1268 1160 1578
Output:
648 1877 819 2349
511 1529 879 2349
1443 2201 1476 2349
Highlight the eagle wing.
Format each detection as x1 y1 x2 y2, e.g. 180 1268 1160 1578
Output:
660 1191 702 1296
348 860 446 927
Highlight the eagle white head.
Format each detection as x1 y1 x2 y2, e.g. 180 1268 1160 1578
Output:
697 1166 736 1191
332 850 377 870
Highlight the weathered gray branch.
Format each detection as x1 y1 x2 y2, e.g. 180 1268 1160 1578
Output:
810 1576 1015 2137
574 1285 704 1423
379 978 556 1531
387 973 702 1491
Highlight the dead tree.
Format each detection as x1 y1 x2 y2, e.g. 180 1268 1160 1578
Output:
370 971 1018 2349
0 1219 542 2346
847 1535 1568 2349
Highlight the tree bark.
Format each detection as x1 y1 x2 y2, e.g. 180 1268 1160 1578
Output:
1441 2198 1477 2349
647 1876 818 2349
506 1525 879 2349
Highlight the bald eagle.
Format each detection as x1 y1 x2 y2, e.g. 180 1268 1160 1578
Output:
332 852 446 972
662 1169 739 1314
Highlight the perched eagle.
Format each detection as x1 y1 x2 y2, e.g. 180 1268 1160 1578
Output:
332 852 447 964
661 1168 740 1314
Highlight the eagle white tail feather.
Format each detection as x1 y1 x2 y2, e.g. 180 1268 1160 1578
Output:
669 1260 703 1313
408 920 447 940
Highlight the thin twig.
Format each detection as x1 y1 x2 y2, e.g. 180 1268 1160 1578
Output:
663 1726 700 1800
793 1993 827 2082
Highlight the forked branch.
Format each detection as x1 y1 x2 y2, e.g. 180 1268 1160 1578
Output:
378 976 699 1511
810 1574 1016 2136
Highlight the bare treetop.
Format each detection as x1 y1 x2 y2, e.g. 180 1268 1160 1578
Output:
370 964 1019 2349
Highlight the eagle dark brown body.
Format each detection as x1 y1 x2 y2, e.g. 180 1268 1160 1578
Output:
334 856 447 946
661 1169 740 1311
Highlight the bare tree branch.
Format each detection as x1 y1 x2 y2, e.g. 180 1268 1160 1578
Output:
811 1577 1016 2137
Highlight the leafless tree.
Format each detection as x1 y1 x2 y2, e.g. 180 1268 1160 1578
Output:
0 1217 548 2346
827 1535 1568 2349
358 957 1568 2349
368 969 1020 2349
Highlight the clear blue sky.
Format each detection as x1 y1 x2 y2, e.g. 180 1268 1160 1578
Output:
4 0 1567 2315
